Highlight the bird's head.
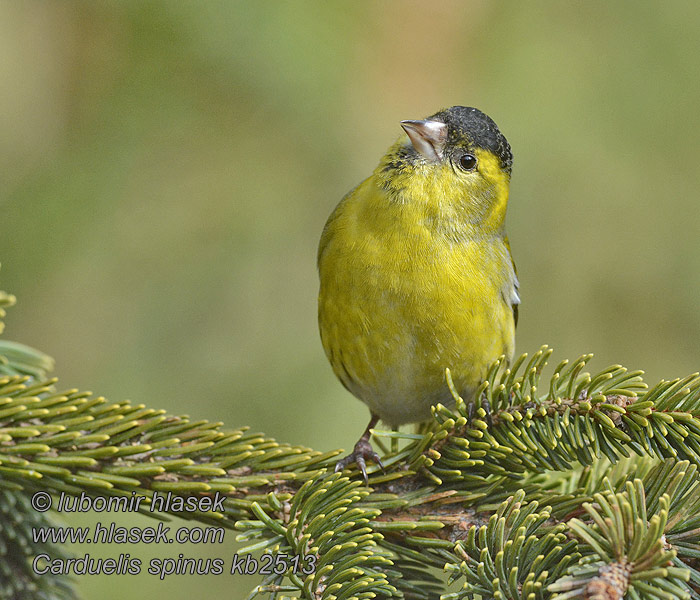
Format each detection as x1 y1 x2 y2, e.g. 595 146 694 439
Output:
376 106 512 235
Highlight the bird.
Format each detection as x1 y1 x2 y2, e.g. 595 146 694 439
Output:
317 106 519 481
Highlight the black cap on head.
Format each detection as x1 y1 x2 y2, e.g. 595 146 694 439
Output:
429 106 513 175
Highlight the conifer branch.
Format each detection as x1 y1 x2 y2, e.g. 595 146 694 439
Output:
3 280 700 599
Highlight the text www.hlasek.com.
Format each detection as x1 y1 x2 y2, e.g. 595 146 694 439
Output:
30 490 316 579
33 521 224 545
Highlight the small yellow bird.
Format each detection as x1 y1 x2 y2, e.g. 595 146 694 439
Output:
317 106 519 479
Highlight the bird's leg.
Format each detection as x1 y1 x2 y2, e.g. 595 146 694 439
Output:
467 392 493 428
335 413 384 483
467 401 474 424
481 396 493 429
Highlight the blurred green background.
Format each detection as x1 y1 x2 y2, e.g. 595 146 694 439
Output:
1 1 699 598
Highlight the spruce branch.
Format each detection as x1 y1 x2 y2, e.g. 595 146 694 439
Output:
416 347 700 487
0 287 74 600
0 488 74 600
442 490 580 599
549 483 690 600
4 279 700 598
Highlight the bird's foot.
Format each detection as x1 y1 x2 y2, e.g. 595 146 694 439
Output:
467 394 493 428
335 438 384 484
481 396 493 428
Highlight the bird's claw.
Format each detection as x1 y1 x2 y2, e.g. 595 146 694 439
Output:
467 395 493 428
335 438 384 484
481 396 493 428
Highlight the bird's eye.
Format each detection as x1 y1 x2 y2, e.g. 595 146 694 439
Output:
458 153 477 171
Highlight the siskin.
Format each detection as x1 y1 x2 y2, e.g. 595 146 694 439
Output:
318 106 519 480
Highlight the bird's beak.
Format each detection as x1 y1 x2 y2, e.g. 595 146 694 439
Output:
400 119 447 162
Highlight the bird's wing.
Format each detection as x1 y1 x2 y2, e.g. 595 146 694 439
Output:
503 236 520 328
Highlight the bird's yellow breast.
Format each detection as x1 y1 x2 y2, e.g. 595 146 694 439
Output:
318 172 517 426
